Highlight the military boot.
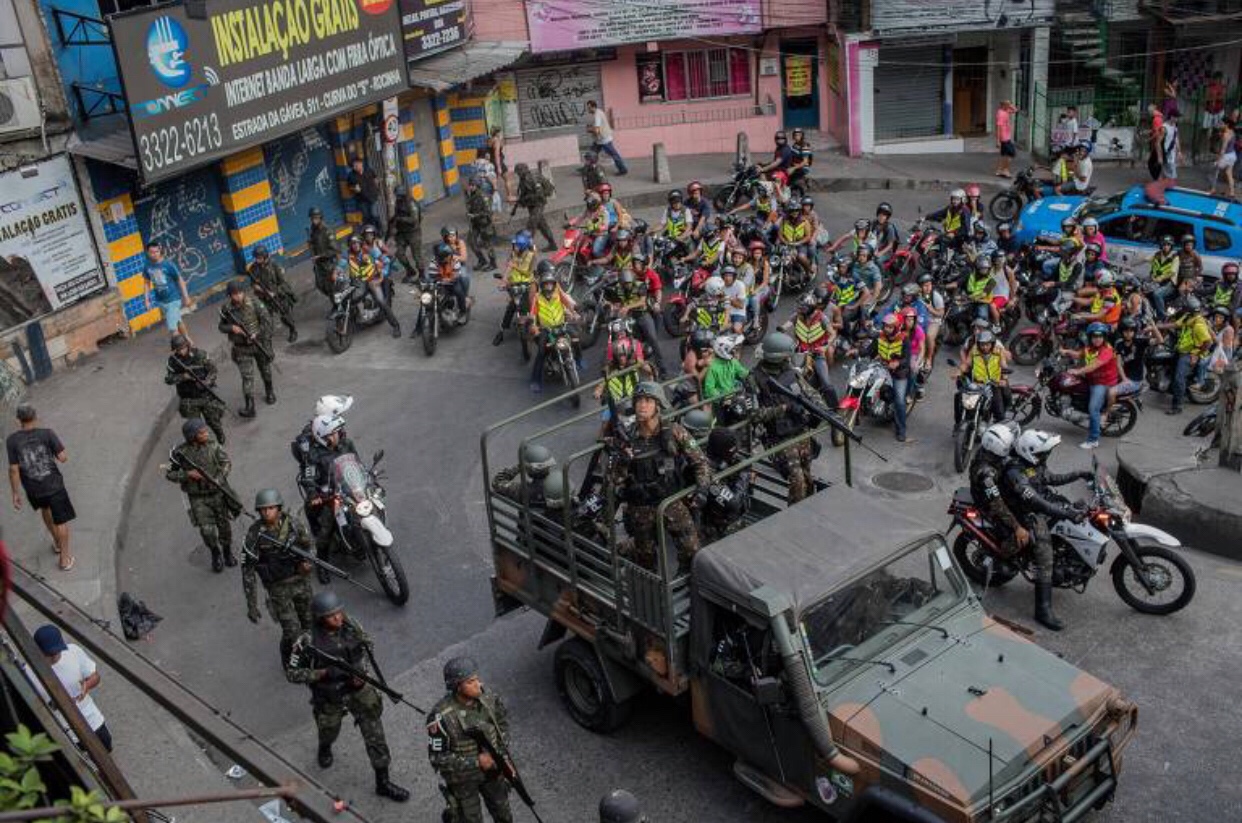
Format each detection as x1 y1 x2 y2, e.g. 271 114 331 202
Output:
209 546 224 573
278 638 293 670
222 544 237 568
374 768 410 802
263 381 277 405
239 396 256 418
1034 582 1064 631
287 324 298 343
317 742 333 768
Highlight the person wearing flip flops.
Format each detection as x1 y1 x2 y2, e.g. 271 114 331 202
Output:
6 405 76 572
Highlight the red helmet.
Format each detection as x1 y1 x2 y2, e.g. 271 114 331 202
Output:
597 182 613 196
901 306 918 320
965 183 982 198
748 240 766 253
611 337 635 361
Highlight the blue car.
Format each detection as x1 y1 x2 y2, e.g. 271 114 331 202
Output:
1011 186 1242 280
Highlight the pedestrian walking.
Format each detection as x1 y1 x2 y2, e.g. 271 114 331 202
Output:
994 100 1017 178
514 163 558 252
142 241 195 342
166 334 227 445
244 245 298 343
218 281 276 418
428 656 515 823
286 591 410 802
487 126 512 203
165 418 239 572
347 157 384 236
586 100 627 175
388 193 424 284
241 488 314 669
1210 118 1237 199
30 625 113 751
6 405 75 571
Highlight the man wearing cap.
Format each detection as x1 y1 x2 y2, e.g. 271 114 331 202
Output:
245 245 298 343
242 488 315 668
218 281 275 418
166 334 226 445
30 625 112 751
427 656 514 823
286 591 409 802
165 418 238 573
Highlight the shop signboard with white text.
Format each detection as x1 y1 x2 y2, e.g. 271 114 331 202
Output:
109 0 406 184
398 0 472 64
525 0 760 53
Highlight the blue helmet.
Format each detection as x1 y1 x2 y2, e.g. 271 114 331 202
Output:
512 230 533 252
1085 321 1110 338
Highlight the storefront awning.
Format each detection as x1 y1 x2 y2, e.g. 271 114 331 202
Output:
66 125 137 171
406 41 528 92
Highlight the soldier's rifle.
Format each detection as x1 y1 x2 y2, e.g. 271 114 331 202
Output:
221 304 280 367
464 727 546 823
305 644 427 714
242 266 293 318
250 531 381 596
166 449 247 519
169 353 233 416
765 375 889 462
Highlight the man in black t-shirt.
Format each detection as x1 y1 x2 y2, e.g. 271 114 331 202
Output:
6 405 75 571
347 157 384 236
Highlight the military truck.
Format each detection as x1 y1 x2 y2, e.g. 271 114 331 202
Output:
482 380 1137 821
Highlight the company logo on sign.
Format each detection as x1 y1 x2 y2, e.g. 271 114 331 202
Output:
147 16 191 88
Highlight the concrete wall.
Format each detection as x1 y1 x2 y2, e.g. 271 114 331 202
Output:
470 0 529 43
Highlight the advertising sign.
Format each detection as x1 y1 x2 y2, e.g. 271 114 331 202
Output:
398 0 471 64
525 0 760 53
0 157 107 328
870 0 1054 35
784 55 812 97
636 53 664 103
109 0 406 184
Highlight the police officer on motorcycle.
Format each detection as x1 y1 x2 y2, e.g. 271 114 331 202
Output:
968 423 1030 555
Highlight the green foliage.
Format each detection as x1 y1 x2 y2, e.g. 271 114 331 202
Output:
0 724 131 822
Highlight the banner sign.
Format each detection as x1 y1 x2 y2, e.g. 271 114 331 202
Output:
398 0 471 64
109 0 405 184
870 0 1054 34
636 53 664 103
0 156 106 327
525 0 760 53
784 55 812 97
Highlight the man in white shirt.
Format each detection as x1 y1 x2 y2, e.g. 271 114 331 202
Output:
586 100 628 176
31 624 112 751
1072 143 1094 192
1161 110 1180 180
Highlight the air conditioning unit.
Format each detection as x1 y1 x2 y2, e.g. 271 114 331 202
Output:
0 77 42 136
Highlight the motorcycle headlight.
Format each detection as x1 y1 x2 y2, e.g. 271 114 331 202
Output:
961 392 982 410
332 291 348 303
848 374 867 389
420 291 433 305
355 499 374 518
563 238 574 249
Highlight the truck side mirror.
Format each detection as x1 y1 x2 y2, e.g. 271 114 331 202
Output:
752 675 783 707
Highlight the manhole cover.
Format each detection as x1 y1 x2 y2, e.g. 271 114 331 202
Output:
872 471 934 494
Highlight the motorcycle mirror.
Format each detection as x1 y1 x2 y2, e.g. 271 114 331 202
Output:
373 449 385 465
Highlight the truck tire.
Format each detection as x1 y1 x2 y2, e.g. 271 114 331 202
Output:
554 637 633 733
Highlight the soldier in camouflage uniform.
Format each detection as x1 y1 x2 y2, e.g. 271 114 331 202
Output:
748 332 818 504
465 182 498 272
608 382 709 571
245 245 298 342
241 488 314 668
427 657 514 823
218 281 276 418
165 334 226 445
286 591 409 802
308 207 338 297
389 193 424 284
514 163 557 252
165 418 239 573
490 443 556 508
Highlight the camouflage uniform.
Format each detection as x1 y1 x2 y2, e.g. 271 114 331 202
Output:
609 422 709 570
427 690 514 823
286 615 392 770
389 198 424 280
515 167 556 250
246 258 298 341
165 438 238 568
309 222 338 296
241 513 314 664
489 466 547 508
217 295 275 406
165 346 226 444
466 187 498 269
750 368 818 503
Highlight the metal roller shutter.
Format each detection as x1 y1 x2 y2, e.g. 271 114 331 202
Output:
264 125 346 255
132 167 236 297
875 46 944 141
516 63 602 145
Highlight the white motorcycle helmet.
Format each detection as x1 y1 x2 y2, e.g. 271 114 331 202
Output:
1095 269 1116 287
1014 429 1061 465
704 276 726 300
980 421 1019 458
314 394 354 419
312 413 346 445
711 333 741 361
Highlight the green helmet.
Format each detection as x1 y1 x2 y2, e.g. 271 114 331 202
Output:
633 381 666 408
521 443 556 478
681 409 712 438
443 656 479 691
759 332 796 365
254 488 284 510
311 590 343 619
542 472 567 510
182 418 208 441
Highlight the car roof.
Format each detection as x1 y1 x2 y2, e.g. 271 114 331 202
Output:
1120 186 1242 227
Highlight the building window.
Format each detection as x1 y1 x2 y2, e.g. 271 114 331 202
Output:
648 48 750 103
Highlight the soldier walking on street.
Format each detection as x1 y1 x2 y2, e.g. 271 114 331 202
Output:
245 245 298 343
466 181 498 272
165 418 239 573
218 281 276 418
242 488 314 668
308 207 338 297
514 163 558 252
286 591 410 802
389 193 424 284
428 657 514 823
166 334 226 445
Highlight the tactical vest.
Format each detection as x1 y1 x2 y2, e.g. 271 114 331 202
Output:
250 515 301 586
971 351 1003 383
428 693 505 784
794 316 829 350
754 369 809 440
536 293 565 327
626 428 681 505
309 620 368 703
170 352 211 400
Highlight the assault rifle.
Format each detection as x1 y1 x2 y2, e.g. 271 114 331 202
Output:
464 727 546 823
166 448 246 519
306 644 427 714
221 304 278 364
168 352 231 414
765 374 889 462
242 265 293 318
251 530 380 596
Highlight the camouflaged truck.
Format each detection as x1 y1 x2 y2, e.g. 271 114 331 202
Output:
482 380 1137 822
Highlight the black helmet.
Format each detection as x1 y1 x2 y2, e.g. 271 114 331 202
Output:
798 293 817 314
362 224 377 237
182 418 207 441
435 243 454 262
1118 316 1138 332
997 221 1012 234
443 656 479 691
707 428 739 463
631 251 648 266
853 218 870 232
668 189 684 203
535 260 555 279
514 162 529 174
253 245 270 259
311 590 343 619
170 334 189 351
1160 235 1175 247
917 272 934 285
784 200 801 216
774 130 787 143
632 218 649 235
690 328 714 352
599 789 644 823
801 195 815 208
1224 261 1240 278
1177 295 1203 314
1181 233 1195 245
308 207 323 218
440 226 458 240
760 331 795 364
681 409 712 438
876 202 893 216
633 381 667 407
1060 239 1077 254
254 488 284 510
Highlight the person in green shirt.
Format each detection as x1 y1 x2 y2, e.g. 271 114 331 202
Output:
702 333 749 403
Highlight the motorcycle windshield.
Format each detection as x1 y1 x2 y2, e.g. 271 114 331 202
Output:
331 454 368 503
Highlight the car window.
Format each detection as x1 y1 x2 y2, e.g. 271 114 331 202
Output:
1204 227 1231 252
1146 218 1193 244
1101 215 1148 242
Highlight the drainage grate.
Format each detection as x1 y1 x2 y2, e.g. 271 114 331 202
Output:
872 471 935 493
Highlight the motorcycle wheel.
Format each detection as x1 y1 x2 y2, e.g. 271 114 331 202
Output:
422 308 437 357
579 302 603 349
743 309 769 346
553 260 576 293
988 191 1022 223
712 186 736 213
952 532 1018 587
1006 392 1043 427
662 303 689 337
367 539 410 606
953 422 976 473
1101 399 1139 437
1010 335 1050 367
1188 373 1221 405
1110 544 1196 615
325 317 352 355
1183 409 1217 437
1150 368 1172 395
563 351 582 408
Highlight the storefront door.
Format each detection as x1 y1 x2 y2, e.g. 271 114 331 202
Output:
264 125 346 256
952 47 989 136
782 41 819 130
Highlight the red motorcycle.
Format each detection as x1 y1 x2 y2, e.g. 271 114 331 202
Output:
551 216 607 296
662 266 713 337
1009 293 1076 367
1006 354 1142 438
885 217 942 285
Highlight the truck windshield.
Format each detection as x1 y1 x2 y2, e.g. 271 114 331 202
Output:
800 538 965 685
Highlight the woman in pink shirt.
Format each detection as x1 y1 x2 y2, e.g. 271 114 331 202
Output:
995 100 1018 178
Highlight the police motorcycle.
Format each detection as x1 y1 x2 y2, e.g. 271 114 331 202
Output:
414 246 471 357
325 449 410 606
948 455 1196 615
326 238 395 355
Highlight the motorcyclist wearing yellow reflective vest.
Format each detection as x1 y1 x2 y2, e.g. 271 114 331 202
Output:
581 190 612 260
1041 238 1085 293
1157 295 1214 415
1211 261 1240 312
341 234 401 337
876 313 915 442
492 231 536 347
955 329 1010 426
927 188 974 249
776 200 816 278
780 293 841 401
684 275 731 336
959 255 1000 328
660 189 694 257
528 263 582 395
829 253 871 336
679 223 728 274
593 227 636 272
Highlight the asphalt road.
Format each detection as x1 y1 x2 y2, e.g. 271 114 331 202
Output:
118 193 1242 822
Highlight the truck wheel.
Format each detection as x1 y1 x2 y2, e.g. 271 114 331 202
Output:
554 637 633 733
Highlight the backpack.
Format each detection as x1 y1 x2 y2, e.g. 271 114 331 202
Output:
538 174 556 200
